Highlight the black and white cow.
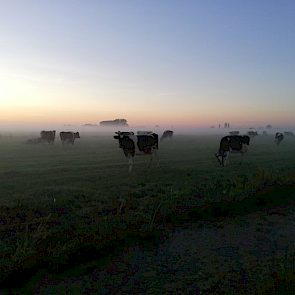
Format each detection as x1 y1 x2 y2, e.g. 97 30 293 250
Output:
114 131 159 172
247 131 258 138
60 132 80 145
40 130 56 145
275 133 284 145
161 130 173 141
215 135 250 167
284 132 295 137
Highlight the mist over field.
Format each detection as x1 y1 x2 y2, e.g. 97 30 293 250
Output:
0 123 294 138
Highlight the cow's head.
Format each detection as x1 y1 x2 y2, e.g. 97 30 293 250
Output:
215 149 229 167
114 131 120 140
114 131 134 138
74 132 80 138
114 131 135 148
114 131 123 141
275 133 284 145
242 136 250 145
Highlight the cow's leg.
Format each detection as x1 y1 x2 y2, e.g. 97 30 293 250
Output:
153 150 159 166
219 151 229 166
147 154 153 168
128 154 133 172
224 153 229 166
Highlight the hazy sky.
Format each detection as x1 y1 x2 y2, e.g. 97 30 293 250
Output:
1 1 295 129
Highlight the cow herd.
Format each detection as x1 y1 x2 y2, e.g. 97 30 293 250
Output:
24 131 80 146
215 131 293 167
22 128 293 171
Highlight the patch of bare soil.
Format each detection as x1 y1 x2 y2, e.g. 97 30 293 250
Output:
29 203 295 294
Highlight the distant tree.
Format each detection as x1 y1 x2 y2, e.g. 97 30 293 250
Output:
100 119 128 126
266 124 272 129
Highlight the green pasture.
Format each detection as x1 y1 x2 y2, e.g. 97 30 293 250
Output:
0 132 295 205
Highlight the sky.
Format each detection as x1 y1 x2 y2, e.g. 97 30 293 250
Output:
1 1 295 130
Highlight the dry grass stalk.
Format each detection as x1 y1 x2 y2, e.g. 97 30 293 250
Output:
12 213 52 262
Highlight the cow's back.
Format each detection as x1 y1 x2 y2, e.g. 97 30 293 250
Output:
220 135 249 152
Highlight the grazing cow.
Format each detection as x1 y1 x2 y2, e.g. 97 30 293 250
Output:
229 131 239 135
247 131 258 138
275 133 284 146
284 132 295 137
40 130 56 145
215 135 250 167
263 131 268 136
60 132 80 145
114 131 159 172
161 130 174 141
23 138 42 144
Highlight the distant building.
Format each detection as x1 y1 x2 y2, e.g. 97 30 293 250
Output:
100 119 128 126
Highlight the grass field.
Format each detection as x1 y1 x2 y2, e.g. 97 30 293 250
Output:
1 130 295 204
1 130 295 292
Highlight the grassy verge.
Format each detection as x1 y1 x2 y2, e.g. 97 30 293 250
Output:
1 166 295 292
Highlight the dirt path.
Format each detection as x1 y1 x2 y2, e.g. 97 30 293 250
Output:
30 203 295 294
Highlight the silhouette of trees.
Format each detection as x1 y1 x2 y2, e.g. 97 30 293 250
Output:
100 119 128 126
